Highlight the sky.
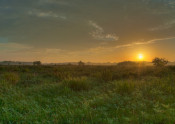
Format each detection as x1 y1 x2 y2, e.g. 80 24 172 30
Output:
0 0 175 63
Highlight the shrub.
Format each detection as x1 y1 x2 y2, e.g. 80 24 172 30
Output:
62 77 91 91
1 72 20 85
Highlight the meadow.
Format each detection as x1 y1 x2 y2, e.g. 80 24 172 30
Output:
0 64 175 124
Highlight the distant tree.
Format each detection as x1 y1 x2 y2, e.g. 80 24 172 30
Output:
152 57 168 67
33 61 42 66
78 61 85 66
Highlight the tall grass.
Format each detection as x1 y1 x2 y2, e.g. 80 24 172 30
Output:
0 65 175 123
1 72 19 85
114 80 136 95
62 77 92 91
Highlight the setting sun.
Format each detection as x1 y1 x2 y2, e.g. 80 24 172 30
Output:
138 53 144 61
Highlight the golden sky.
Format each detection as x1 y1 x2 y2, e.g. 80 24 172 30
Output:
0 0 175 62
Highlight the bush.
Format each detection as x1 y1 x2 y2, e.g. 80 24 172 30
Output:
1 72 20 85
62 77 91 91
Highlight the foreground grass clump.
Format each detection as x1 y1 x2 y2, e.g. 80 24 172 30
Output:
114 80 136 95
62 77 92 91
0 65 175 123
1 72 19 85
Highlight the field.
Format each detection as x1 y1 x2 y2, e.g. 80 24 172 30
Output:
0 65 175 124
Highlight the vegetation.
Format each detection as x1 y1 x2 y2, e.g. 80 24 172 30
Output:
78 61 85 66
152 57 168 67
0 64 175 123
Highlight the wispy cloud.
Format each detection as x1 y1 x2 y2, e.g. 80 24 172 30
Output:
86 37 175 53
0 42 67 62
89 20 119 41
114 40 155 49
39 0 69 6
28 10 67 20
0 42 33 52
149 20 175 31
114 37 175 49
168 1 175 8
1 37 175 62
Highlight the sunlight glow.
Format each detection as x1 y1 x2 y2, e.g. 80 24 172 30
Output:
138 53 144 61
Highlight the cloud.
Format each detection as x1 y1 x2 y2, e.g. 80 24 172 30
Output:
149 20 175 31
1 0 175 56
0 42 65 55
28 10 67 20
89 20 119 41
0 42 33 52
39 0 69 6
114 37 175 49
114 40 154 49
1 36 175 62
0 42 67 62
168 1 175 8
86 37 175 54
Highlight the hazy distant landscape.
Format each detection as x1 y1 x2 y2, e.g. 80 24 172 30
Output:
1 61 175 66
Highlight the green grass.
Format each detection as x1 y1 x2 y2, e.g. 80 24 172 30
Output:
0 65 175 123
61 77 92 91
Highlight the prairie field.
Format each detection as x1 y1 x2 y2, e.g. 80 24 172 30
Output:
0 65 175 124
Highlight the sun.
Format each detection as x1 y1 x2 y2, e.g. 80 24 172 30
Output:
138 53 144 61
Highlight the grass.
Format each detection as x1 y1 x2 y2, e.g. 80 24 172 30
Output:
0 65 175 123
61 77 92 91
